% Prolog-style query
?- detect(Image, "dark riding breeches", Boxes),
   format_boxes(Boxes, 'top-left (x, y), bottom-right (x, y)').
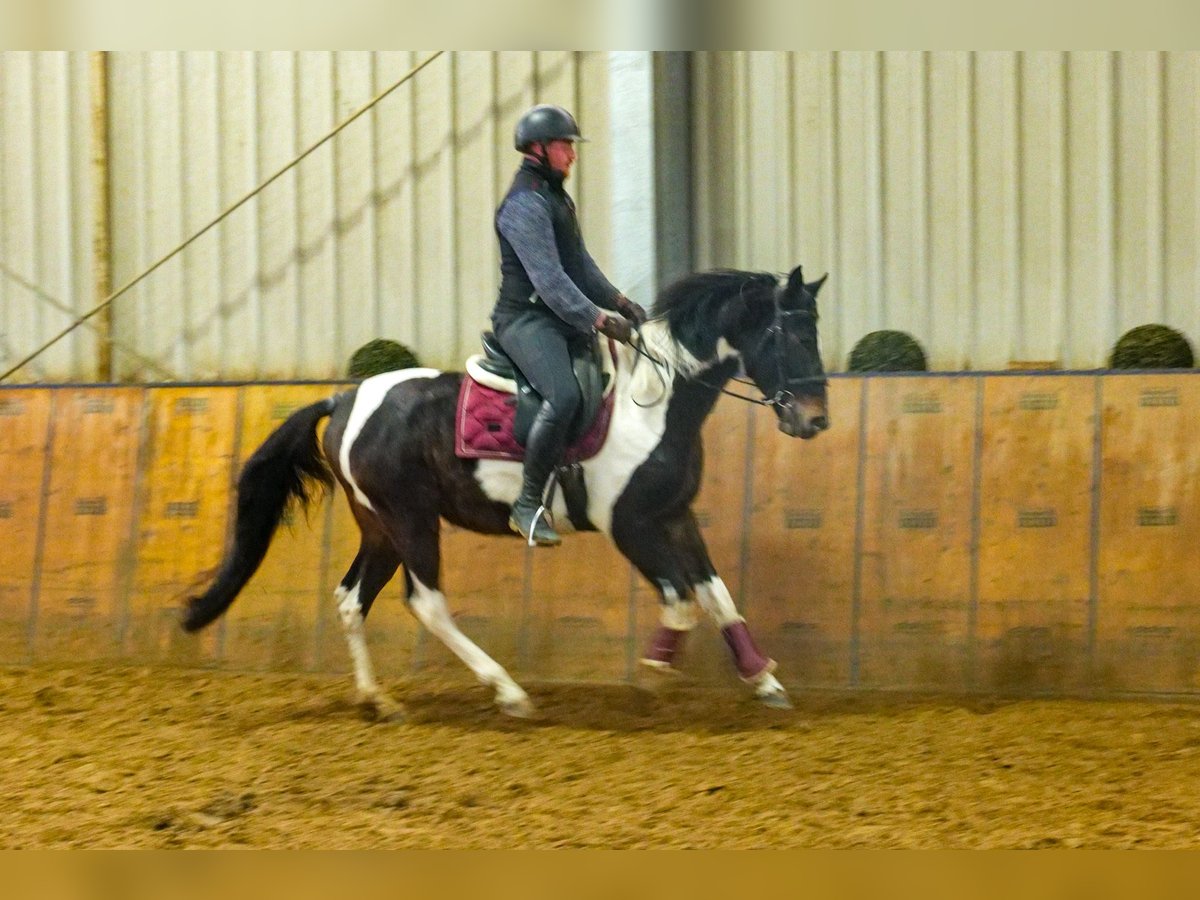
top-left (494, 311), bottom-right (585, 437)
top-left (493, 311), bottom-right (586, 502)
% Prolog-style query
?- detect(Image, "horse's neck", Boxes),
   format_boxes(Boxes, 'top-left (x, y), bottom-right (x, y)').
top-left (616, 321), bottom-right (739, 438)
top-left (622, 320), bottom-right (713, 383)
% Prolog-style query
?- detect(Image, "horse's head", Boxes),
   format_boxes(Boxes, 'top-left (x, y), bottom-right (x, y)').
top-left (727, 265), bottom-right (829, 439)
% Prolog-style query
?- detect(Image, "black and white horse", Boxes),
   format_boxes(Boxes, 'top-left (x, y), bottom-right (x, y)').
top-left (183, 265), bottom-right (829, 718)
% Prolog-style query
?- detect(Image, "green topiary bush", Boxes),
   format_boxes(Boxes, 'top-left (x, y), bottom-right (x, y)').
top-left (347, 338), bottom-right (422, 379)
top-left (1109, 324), bottom-right (1194, 369)
top-left (847, 330), bottom-right (929, 373)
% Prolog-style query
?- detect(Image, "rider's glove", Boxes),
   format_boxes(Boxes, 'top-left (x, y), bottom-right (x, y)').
top-left (596, 312), bottom-right (633, 344)
top-left (615, 294), bottom-right (648, 326)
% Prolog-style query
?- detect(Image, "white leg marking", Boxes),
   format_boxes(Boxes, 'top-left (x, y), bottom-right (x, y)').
top-left (336, 583), bottom-right (380, 699)
top-left (695, 577), bottom-right (789, 705)
top-left (659, 583), bottom-right (699, 631)
top-left (694, 576), bottom-right (744, 628)
top-left (408, 575), bottom-right (530, 712)
top-left (339, 368), bottom-right (440, 511)
top-left (753, 671), bottom-right (787, 699)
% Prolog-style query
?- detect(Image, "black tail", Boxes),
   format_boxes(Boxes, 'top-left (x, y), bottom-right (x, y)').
top-left (182, 397), bottom-right (337, 632)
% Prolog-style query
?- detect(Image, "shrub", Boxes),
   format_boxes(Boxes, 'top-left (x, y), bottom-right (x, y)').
top-left (347, 339), bottom-right (422, 379)
top-left (1109, 324), bottom-right (1194, 369)
top-left (847, 330), bottom-right (929, 373)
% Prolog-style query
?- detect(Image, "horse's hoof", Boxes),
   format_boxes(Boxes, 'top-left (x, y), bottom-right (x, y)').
top-left (497, 695), bottom-right (537, 719)
top-left (639, 658), bottom-right (686, 678)
top-left (757, 689), bottom-right (793, 710)
top-left (357, 693), bottom-right (407, 723)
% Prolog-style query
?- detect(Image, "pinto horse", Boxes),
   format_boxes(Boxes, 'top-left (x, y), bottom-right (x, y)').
top-left (183, 265), bottom-right (829, 718)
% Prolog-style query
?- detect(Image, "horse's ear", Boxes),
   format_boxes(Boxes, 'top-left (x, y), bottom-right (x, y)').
top-left (806, 273), bottom-right (829, 296)
top-left (786, 265), bottom-right (806, 293)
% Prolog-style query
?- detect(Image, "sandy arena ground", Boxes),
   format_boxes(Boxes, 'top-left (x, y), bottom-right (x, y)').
top-left (3, 664), bottom-right (1200, 848)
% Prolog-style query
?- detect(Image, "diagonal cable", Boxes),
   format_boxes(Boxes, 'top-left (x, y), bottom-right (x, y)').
top-left (0, 261), bottom-right (178, 379)
top-left (0, 50), bottom-right (445, 383)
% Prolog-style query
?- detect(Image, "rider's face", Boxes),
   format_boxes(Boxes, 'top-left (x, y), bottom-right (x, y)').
top-left (544, 139), bottom-right (577, 178)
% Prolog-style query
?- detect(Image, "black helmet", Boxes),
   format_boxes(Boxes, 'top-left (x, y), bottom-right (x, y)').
top-left (514, 104), bottom-right (587, 151)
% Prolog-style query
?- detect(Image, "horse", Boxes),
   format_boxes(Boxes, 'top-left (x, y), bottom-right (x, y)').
top-left (182, 264), bottom-right (829, 718)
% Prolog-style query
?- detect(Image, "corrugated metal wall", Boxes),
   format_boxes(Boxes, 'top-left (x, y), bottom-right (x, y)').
top-left (692, 51), bottom-right (1200, 371)
top-left (104, 50), bottom-right (614, 380)
top-left (0, 51), bottom-right (97, 382)
top-left (3, 50), bottom-right (627, 383)
top-left (8, 51), bottom-right (1200, 380)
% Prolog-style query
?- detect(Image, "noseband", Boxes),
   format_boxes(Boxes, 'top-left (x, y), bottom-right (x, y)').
top-left (746, 293), bottom-right (828, 410)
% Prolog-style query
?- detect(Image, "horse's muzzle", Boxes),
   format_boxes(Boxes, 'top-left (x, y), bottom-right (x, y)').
top-left (777, 401), bottom-right (830, 439)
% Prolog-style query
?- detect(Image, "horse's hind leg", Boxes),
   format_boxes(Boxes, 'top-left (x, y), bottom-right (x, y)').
top-left (335, 539), bottom-right (404, 720)
top-left (401, 516), bottom-right (535, 718)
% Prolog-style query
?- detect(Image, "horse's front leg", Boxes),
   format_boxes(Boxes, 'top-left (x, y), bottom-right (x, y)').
top-left (669, 514), bottom-right (791, 709)
top-left (610, 512), bottom-right (702, 675)
top-left (693, 575), bottom-right (790, 708)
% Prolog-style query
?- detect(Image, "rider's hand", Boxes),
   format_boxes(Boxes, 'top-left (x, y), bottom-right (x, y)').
top-left (615, 294), bottom-right (648, 326)
top-left (596, 312), bottom-right (633, 344)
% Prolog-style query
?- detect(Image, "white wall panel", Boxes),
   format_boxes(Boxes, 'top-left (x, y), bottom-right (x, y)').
top-left (101, 50), bottom-right (615, 380)
top-left (693, 51), bottom-right (1200, 371)
top-left (10, 51), bottom-right (1200, 381)
top-left (0, 51), bottom-right (95, 381)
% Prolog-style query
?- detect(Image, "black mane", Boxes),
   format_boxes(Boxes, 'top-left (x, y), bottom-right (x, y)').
top-left (653, 269), bottom-right (780, 361)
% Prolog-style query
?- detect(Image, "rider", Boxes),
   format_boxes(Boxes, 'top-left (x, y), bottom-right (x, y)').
top-left (492, 104), bottom-right (647, 546)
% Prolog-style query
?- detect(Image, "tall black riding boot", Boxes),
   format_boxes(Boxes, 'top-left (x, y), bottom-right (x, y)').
top-left (509, 405), bottom-right (568, 546)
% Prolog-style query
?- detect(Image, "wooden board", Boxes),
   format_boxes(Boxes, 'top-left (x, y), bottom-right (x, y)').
top-left (220, 386), bottom-right (334, 671)
top-left (126, 387), bottom-right (239, 665)
top-left (523, 531), bottom-right (632, 684)
top-left (743, 378), bottom-right (863, 687)
top-left (0, 390), bottom-right (53, 662)
top-left (858, 377), bottom-right (977, 690)
top-left (33, 388), bottom-right (143, 662)
top-left (1096, 375), bottom-right (1200, 692)
top-left (975, 376), bottom-right (1095, 692)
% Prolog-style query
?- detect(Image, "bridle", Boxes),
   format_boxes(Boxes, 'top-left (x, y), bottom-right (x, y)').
top-left (630, 287), bottom-right (828, 411)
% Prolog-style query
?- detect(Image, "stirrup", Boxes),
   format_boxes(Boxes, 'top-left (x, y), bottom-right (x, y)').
top-left (509, 501), bottom-right (561, 547)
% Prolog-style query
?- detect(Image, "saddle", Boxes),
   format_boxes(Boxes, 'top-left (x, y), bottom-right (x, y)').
top-left (455, 331), bottom-right (617, 463)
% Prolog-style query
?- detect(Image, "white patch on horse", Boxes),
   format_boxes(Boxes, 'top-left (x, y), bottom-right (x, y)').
top-left (474, 321), bottom-right (741, 537)
top-left (339, 368), bottom-right (440, 510)
top-left (473, 459), bottom-right (523, 506)
top-left (661, 599), bottom-right (699, 631)
top-left (695, 576), bottom-right (743, 627)
top-left (583, 322), bottom-right (713, 534)
top-left (335, 583), bottom-right (380, 699)
top-left (473, 459), bottom-right (575, 530)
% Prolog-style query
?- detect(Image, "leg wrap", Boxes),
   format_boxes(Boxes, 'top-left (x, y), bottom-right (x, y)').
top-left (721, 620), bottom-right (776, 681)
top-left (642, 625), bottom-right (689, 668)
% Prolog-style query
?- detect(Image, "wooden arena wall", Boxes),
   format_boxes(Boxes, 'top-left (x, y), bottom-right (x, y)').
top-left (1, 373), bottom-right (1198, 695)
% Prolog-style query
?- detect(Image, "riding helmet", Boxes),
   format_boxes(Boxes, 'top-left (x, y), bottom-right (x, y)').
top-left (514, 105), bottom-right (587, 150)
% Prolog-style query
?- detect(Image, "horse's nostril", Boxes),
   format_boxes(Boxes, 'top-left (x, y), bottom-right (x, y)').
top-left (810, 415), bottom-right (829, 431)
